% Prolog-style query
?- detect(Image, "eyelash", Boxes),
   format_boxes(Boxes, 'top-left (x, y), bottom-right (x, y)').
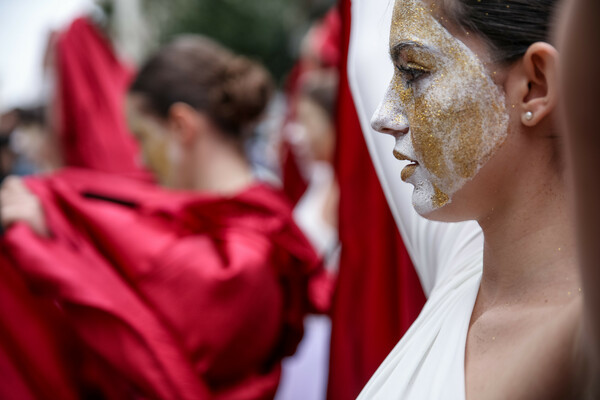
top-left (396, 64), bottom-right (428, 84)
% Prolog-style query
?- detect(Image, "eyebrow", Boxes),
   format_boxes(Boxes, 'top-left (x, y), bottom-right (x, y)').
top-left (390, 41), bottom-right (434, 63)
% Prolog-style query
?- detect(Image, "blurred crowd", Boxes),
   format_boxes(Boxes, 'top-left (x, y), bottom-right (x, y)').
top-left (0, 3), bottom-right (344, 399)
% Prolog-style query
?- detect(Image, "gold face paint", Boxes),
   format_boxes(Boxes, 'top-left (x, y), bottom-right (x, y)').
top-left (401, 163), bottom-right (418, 181)
top-left (371, 0), bottom-right (508, 215)
top-left (432, 183), bottom-right (450, 208)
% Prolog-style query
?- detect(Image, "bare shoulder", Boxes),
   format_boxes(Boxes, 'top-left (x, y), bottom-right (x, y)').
top-left (466, 296), bottom-right (585, 399)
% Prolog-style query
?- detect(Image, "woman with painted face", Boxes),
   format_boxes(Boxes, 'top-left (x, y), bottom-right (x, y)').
top-left (347, 0), bottom-right (598, 398)
top-left (0, 36), bottom-right (327, 399)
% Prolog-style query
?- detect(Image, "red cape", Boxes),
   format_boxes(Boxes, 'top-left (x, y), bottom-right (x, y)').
top-left (54, 18), bottom-right (150, 180)
top-left (327, 1), bottom-right (426, 398)
top-left (0, 169), bottom-right (329, 399)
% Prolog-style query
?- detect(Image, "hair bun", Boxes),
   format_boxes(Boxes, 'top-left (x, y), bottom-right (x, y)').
top-left (211, 55), bottom-right (274, 136)
top-left (131, 35), bottom-right (274, 139)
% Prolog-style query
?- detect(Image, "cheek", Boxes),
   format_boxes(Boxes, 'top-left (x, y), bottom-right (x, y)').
top-left (448, 77), bottom-right (509, 181)
top-left (407, 74), bottom-right (458, 183)
top-left (448, 101), bottom-right (486, 179)
top-left (410, 94), bottom-right (451, 179)
top-left (408, 70), bottom-right (508, 191)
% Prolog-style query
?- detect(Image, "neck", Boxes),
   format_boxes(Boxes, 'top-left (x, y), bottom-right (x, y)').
top-left (476, 165), bottom-right (578, 309)
top-left (175, 136), bottom-right (255, 195)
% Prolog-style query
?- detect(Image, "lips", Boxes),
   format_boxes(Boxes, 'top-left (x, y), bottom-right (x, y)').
top-left (401, 164), bottom-right (417, 181)
top-left (393, 149), bottom-right (417, 163)
top-left (393, 150), bottom-right (418, 181)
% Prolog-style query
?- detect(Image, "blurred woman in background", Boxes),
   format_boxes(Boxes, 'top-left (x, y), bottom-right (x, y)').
top-left (0, 35), bottom-right (328, 400)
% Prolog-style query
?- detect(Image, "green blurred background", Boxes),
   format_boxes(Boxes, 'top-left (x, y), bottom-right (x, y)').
top-left (137, 0), bottom-right (335, 82)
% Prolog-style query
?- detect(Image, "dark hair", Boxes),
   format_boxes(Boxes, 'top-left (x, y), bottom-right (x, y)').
top-left (446, 0), bottom-right (559, 63)
top-left (130, 35), bottom-right (274, 139)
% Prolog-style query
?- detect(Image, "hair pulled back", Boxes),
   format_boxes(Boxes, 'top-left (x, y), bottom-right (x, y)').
top-left (130, 35), bottom-right (274, 138)
top-left (446, 0), bottom-right (559, 63)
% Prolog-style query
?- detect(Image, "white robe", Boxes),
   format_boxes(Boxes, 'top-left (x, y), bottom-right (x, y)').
top-left (348, 1), bottom-right (485, 398)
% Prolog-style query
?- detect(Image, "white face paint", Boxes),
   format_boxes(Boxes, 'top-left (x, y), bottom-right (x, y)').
top-left (371, 0), bottom-right (509, 215)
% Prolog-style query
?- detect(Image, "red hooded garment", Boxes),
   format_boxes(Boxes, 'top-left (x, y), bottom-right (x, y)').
top-left (54, 17), bottom-right (150, 180)
top-left (0, 168), bottom-right (329, 400)
top-left (326, 0), bottom-right (427, 398)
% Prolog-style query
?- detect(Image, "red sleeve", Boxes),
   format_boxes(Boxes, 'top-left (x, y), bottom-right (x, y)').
top-left (1, 177), bottom-right (211, 399)
top-left (1, 172), bottom-right (322, 400)
top-left (0, 248), bottom-right (79, 400)
top-left (55, 18), bottom-right (151, 180)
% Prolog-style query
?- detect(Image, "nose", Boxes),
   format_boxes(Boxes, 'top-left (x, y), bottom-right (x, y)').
top-left (370, 97), bottom-right (409, 138)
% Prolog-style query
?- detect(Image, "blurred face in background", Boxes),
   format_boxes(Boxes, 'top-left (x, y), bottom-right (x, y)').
top-left (126, 94), bottom-right (177, 186)
top-left (296, 95), bottom-right (335, 164)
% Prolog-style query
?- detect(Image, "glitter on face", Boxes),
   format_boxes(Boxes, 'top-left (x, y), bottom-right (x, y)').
top-left (371, 0), bottom-right (509, 215)
top-left (432, 183), bottom-right (450, 208)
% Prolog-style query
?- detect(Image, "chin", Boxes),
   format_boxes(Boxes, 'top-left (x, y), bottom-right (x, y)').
top-left (410, 180), bottom-right (451, 219)
top-left (411, 190), bottom-right (474, 223)
top-left (420, 206), bottom-right (457, 222)
top-left (410, 172), bottom-right (484, 222)
top-left (421, 198), bottom-right (483, 223)
top-left (412, 200), bottom-right (448, 221)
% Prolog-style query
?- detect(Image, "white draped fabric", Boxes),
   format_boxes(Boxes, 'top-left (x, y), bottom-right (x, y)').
top-left (348, 1), bottom-right (485, 398)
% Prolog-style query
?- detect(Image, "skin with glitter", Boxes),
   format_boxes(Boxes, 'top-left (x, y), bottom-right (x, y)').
top-left (371, 0), bottom-right (509, 215)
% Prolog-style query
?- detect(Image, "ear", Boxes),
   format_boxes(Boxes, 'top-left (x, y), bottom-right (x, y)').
top-left (167, 102), bottom-right (210, 146)
top-left (509, 42), bottom-right (559, 128)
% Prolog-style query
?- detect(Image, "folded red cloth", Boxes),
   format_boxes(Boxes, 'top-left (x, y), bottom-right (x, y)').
top-left (0, 168), bottom-right (330, 399)
top-left (55, 18), bottom-right (150, 180)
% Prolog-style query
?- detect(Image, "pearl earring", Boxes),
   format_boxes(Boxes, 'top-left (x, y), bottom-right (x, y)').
top-left (524, 111), bottom-right (533, 121)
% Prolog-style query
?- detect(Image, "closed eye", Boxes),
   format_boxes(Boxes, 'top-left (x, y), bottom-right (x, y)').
top-left (396, 64), bottom-right (427, 84)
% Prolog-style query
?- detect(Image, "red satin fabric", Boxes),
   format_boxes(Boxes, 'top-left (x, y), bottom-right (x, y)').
top-left (326, 1), bottom-right (427, 399)
top-left (0, 169), bottom-right (328, 399)
top-left (54, 18), bottom-right (149, 180)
